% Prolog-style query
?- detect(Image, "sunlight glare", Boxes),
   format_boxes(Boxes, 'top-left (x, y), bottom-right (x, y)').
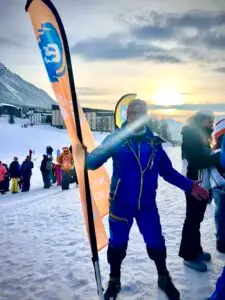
top-left (152, 87), bottom-right (184, 106)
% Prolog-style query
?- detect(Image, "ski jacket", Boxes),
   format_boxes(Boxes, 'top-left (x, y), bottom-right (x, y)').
top-left (214, 136), bottom-right (225, 178)
top-left (9, 161), bottom-right (20, 178)
top-left (86, 125), bottom-right (193, 209)
top-left (57, 148), bottom-right (73, 172)
top-left (181, 125), bottom-right (220, 181)
top-left (0, 164), bottom-right (7, 182)
top-left (46, 160), bottom-right (53, 171)
top-left (21, 161), bottom-right (34, 176)
top-left (40, 157), bottom-right (49, 172)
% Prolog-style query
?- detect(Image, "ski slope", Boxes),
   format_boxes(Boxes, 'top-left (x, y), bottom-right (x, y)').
top-left (0, 119), bottom-right (224, 300)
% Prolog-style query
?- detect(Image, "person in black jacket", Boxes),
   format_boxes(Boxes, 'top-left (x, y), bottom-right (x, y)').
top-left (179, 111), bottom-right (220, 272)
top-left (21, 156), bottom-right (34, 192)
top-left (9, 157), bottom-right (20, 193)
top-left (40, 155), bottom-right (50, 189)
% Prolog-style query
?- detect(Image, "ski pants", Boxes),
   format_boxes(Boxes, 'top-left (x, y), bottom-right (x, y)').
top-left (49, 170), bottom-right (54, 184)
top-left (42, 171), bottom-right (50, 188)
top-left (209, 266), bottom-right (225, 300)
top-left (55, 168), bottom-right (62, 186)
top-left (107, 201), bottom-right (167, 278)
top-left (109, 200), bottom-right (165, 250)
top-left (213, 187), bottom-right (225, 245)
top-left (4, 178), bottom-right (9, 192)
top-left (0, 180), bottom-right (5, 194)
top-left (61, 170), bottom-right (70, 190)
top-left (11, 178), bottom-right (19, 193)
top-left (22, 174), bottom-right (31, 192)
top-left (179, 193), bottom-right (207, 261)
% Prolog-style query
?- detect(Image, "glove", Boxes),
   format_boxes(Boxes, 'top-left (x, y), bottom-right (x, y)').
top-left (191, 181), bottom-right (209, 201)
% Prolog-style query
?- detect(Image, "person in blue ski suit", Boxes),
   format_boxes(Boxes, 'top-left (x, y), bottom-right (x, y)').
top-left (86, 100), bottom-right (209, 300)
top-left (213, 120), bottom-right (225, 253)
top-left (208, 266), bottom-right (225, 300)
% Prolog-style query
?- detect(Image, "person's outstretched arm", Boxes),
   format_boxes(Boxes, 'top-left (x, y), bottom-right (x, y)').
top-left (159, 148), bottom-right (209, 200)
top-left (86, 134), bottom-right (116, 170)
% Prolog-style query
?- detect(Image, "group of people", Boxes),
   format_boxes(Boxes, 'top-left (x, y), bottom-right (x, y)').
top-left (1, 100), bottom-right (224, 299)
top-left (0, 145), bottom-right (78, 195)
top-left (40, 145), bottom-right (78, 191)
top-left (0, 156), bottom-right (34, 194)
top-left (85, 100), bottom-right (225, 299)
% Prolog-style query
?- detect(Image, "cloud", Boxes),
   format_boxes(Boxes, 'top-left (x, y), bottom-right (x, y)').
top-left (129, 10), bottom-right (225, 62)
top-left (145, 54), bottom-right (184, 63)
top-left (130, 10), bottom-right (225, 38)
top-left (202, 33), bottom-right (225, 50)
top-left (165, 11), bottom-right (225, 30)
top-left (71, 10), bottom-right (225, 65)
top-left (77, 87), bottom-right (108, 96)
top-left (71, 34), bottom-right (150, 60)
top-left (0, 36), bottom-right (24, 48)
top-left (148, 103), bottom-right (225, 112)
top-left (132, 25), bottom-right (173, 41)
top-left (214, 67), bottom-right (225, 73)
top-left (81, 99), bottom-right (114, 104)
top-left (71, 33), bottom-right (183, 63)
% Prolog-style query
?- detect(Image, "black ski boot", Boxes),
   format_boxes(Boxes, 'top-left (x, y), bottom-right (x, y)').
top-left (104, 277), bottom-right (121, 300)
top-left (158, 275), bottom-right (180, 300)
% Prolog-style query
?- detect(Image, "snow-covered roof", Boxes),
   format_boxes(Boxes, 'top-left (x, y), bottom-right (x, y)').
top-left (0, 103), bottom-right (22, 109)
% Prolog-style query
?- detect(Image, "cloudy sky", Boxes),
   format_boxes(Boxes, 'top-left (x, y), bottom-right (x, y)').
top-left (1, 0), bottom-right (225, 121)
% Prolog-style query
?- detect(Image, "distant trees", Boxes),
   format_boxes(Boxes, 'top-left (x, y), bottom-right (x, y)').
top-left (148, 117), bottom-right (172, 142)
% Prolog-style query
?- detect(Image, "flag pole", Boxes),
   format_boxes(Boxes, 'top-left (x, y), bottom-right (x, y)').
top-left (25, 1), bottom-right (104, 298)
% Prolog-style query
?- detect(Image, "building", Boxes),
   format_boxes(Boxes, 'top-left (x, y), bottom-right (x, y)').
top-left (28, 109), bottom-right (52, 125)
top-left (0, 102), bottom-right (53, 126)
top-left (51, 105), bottom-right (115, 132)
top-left (0, 103), bottom-right (22, 118)
top-left (52, 104), bottom-right (65, 129)
top-left (83, 107), bottom-right (114, 132)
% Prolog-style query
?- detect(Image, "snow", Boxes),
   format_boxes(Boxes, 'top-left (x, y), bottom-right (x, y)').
top-left (0, 118), bottom-right (224, 300)
top-left (0, 63), bottom-right (54, 109)
top-left (0, 79), bottom-right (22, 103)
top-left (0, 102), bottom-right (21, 109)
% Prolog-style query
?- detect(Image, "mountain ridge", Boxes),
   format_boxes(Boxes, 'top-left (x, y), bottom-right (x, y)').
top-left (0, 63), bottom-right (55, 110)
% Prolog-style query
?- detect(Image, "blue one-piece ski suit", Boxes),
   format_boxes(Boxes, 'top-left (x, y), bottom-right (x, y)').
top-left (209, 266), bottom-right (225, 300)
top-left (86, 125), bottom-right (193, 252)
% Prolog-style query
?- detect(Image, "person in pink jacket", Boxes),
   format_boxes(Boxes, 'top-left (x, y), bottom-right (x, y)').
top-left (0, 161), bottom-right (7, 194)
top-left (54, 163), bottom-right (62, 186)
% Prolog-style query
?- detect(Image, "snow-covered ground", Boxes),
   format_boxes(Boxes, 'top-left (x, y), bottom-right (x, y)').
top-left (0, 118), bottom-right (224, 300)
